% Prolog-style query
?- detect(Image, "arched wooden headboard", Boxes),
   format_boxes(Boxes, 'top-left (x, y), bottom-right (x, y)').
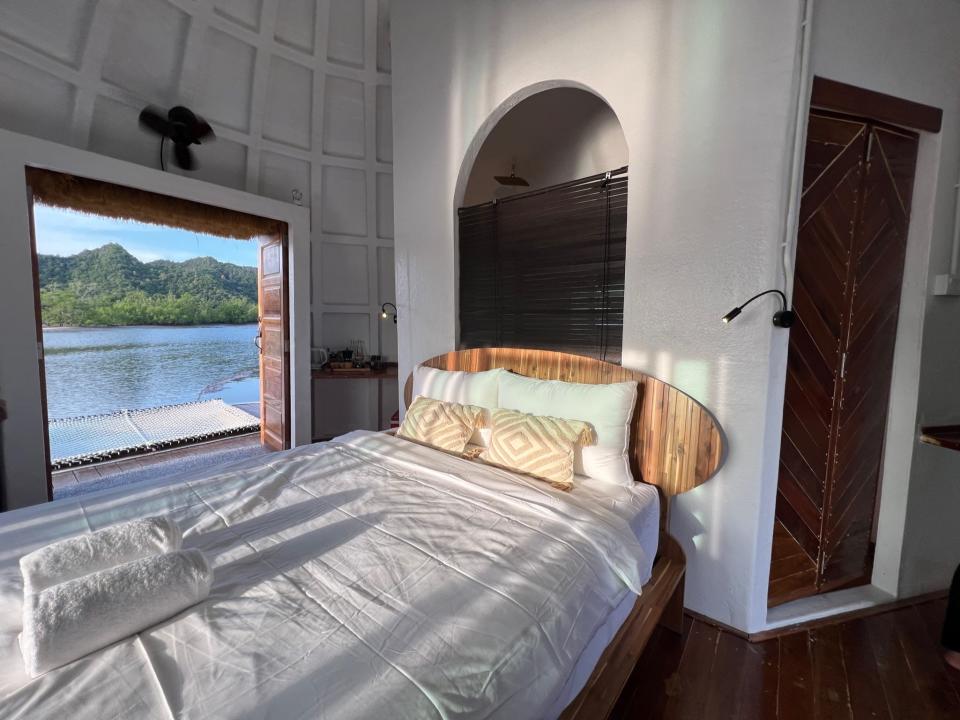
top-left (403, 348), bottom-right (726, 496)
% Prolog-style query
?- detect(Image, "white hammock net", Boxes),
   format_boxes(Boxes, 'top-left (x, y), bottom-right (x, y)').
top-left (49, 400), bottom-right (259, 469)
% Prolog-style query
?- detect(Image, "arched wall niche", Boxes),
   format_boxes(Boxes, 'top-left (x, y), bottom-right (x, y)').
top-left (453, 80), bottom-right (628, 210)
top-left (451, 80), bottom-right (629, 354)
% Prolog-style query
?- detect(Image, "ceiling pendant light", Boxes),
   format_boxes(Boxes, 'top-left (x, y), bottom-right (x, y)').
top-left (493, 161), bottom-right (529, 187)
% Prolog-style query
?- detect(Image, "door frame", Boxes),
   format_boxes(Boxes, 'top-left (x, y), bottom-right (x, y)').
top-left (767, 77), bottom-right (942, 617)
top-left (0, 127), bottom-right (310, 510)
top-left (25, 188), bottom-right (53, 501)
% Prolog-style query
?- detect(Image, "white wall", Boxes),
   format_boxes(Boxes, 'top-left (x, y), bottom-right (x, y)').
top-left (0, 128), bottom-right (311, 511)
top-left (0, 0), bottom-right (396, 443)
top-left (811, 0), bottom-right (960, 598)
top-left (392, 0), bottom-right (802, 632)
top-left (462, 87), bottom-right (627, 205)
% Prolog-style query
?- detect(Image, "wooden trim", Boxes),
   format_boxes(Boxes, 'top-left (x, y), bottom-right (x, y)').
top-left (24, 185), bottom-right (53, 502)
top-left (312, 365), bottom-right (398, 380)
top-left (404, 348), bottom-right (727, 497)
top-left (811, 76), bottom-right (942, 133)
top-left (559, 534), bottom-right (686, 720)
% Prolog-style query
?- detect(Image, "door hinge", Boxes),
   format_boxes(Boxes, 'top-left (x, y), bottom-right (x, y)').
top-left (37, 341), bottom-right (44, 361)
top-left (284, 339), bottom-right (290, 353)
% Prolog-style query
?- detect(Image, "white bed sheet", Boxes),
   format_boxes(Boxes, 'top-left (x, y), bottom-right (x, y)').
top-left (544, 478), bottom-right (660, 717)
top-left (0, 431), bottom-right (655, 720)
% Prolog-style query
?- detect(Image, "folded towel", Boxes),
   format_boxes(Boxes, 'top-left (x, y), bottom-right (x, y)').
top-left (20, 549), bottom-right (211, 677)
top-left (20, 516), bottom-right (182, 594)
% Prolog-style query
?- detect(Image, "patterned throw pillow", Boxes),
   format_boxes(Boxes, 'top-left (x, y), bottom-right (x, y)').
top-left (481, 408), bottom-right (595, 490)
top-left (398, 396), bottom-right (486, 454)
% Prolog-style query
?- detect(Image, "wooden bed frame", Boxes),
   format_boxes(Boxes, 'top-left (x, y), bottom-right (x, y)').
top-left (404, 348), bottom-right (727, 720)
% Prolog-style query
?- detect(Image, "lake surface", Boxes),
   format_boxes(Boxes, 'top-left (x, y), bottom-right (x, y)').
top-left (42, 325), bottom-right (260, 419)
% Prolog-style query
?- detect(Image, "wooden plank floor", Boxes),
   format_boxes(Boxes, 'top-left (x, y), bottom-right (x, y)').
top-left (611, 597), bottom-right (960, 719)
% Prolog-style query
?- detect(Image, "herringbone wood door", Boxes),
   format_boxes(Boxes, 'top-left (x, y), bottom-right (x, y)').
top-left (770, 113), bottom-right (918, 606)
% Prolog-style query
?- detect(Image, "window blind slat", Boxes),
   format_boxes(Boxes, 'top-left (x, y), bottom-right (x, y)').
top-left (458, 167), bottom-right (627, 363)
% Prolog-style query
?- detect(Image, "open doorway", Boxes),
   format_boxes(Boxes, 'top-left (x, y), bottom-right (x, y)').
top-left (25, 169), bottom-right (290, 499)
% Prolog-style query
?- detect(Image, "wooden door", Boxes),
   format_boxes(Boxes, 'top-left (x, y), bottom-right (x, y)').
top-left (770, 112), bottom-right (918, 606)
top-left (258, 232), bottom-right (290, 451)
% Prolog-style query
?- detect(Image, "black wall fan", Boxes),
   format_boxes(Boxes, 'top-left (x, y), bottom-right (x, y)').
top-left (139, 105), bottom-right (214, 172)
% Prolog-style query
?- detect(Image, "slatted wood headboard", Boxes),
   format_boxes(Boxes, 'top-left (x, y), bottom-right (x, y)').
top-left (403, 348), bottom-right (726, 496)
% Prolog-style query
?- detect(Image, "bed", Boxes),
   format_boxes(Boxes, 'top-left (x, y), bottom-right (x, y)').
top-left (0, 348), bottom-right (725, 719)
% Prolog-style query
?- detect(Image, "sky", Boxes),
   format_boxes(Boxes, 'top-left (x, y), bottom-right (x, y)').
top-left (32, 203), bottom-right (259, 267)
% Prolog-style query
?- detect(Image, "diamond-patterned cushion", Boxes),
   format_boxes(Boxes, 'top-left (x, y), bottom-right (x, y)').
top-left (481, 408), bottom-right (595, 489)
top-left (398, 396), bottom-right (486, 454)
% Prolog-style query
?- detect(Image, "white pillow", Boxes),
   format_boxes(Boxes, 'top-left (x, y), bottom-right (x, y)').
top-left (497, 372), bottom-right (637, 486)
top-left (411, 366), bottom-right (504, 444)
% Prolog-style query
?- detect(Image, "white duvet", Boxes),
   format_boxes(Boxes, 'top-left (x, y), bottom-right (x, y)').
top-left (0, 431), bottom-right (649, 720)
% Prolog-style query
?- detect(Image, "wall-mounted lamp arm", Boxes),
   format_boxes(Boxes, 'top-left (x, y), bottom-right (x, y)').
top-left (380, 302), bottom-right (398, 324)
top-left (722, 289), bottom-right (794, 328)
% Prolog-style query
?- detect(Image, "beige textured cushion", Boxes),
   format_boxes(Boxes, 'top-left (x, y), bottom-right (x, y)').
top-left (481, 408), bottom-right (595, 489)
top-left (398, 396), bottom-right (486, 454)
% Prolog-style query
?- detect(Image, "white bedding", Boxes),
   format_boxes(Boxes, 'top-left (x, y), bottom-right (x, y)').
top-left (0, 431), bottom-right (655, 719)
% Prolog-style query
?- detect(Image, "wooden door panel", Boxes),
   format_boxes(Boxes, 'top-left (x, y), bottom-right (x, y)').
top-left (792, 283), bottom-right (842, 374)
top-left (799, 125), bottom-right (868, 225)
top-left (784, 367), bottom-right (830, 438)
top-left (821, 125), bottom-right (918, 586)
top-left (784, 310), bottom-right (837, 402)
top-left (773, 115), bottom-right (918, 605)
top-left (779, 434), bottom-right (825, 514)
top-left (258, 233), bottom-right (289, 451)
top-left (773, 115), bottom-right (867, 605)
top-left (806, 203), bottom-right (856, 281)
top-left (261, 285), bottom-right (283, 317)
top-left (775, 489), bottom-right (821, 562)
top-left (801, 114), bottom-right (868, 192)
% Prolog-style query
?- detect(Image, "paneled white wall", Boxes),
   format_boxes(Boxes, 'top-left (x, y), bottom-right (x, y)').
top-left (0, 0), bottom-right (397, 437)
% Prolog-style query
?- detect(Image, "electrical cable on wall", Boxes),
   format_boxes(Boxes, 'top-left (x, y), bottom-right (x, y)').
top-left (781, 0), bottom-right (815, 309)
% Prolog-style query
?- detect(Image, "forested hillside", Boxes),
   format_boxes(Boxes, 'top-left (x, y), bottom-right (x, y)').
top-left (39, 244), bottom-right (258, 326)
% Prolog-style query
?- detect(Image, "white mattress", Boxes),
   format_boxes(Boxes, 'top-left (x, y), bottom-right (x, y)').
top-left (0, 431), bottom-right (657, 719)
top-left (545, 478), bottom-right (660, 717)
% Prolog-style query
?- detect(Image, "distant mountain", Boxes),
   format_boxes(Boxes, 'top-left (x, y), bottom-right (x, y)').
top-left (38, 244), bottom-right (258, 326)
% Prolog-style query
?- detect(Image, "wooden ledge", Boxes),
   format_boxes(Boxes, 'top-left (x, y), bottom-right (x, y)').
top-left (312, 365), bottom-right (397, 380)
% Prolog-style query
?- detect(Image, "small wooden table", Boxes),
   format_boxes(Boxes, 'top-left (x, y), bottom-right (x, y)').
top-left (919, 425), bottom-right (960, 453)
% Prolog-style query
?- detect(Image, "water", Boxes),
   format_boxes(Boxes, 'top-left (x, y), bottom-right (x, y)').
top-left (42, 325), bottom-right (260, 420)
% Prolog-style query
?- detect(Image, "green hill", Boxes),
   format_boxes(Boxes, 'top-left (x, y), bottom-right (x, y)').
top-left (39, 244), bottom-right (258, 326)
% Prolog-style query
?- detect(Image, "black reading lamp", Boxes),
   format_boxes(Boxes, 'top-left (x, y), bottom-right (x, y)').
top-left (722, 289), bottom-right (795, 328)
top-left (380, 302), bottom-right (398, 324)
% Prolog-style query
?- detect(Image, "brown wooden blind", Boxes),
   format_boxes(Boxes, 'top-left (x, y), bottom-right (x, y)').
top-left (458, 167), bottom-right (627, 363)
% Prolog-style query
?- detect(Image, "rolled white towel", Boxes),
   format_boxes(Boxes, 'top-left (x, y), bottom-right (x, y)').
top-left (20, 516), bottom-right (182, 594)
top-left (20, 549), bottom-right (212, 677)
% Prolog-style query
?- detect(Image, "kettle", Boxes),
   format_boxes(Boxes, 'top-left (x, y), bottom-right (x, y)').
top-left (311, 347), bottom-right (329, 368)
